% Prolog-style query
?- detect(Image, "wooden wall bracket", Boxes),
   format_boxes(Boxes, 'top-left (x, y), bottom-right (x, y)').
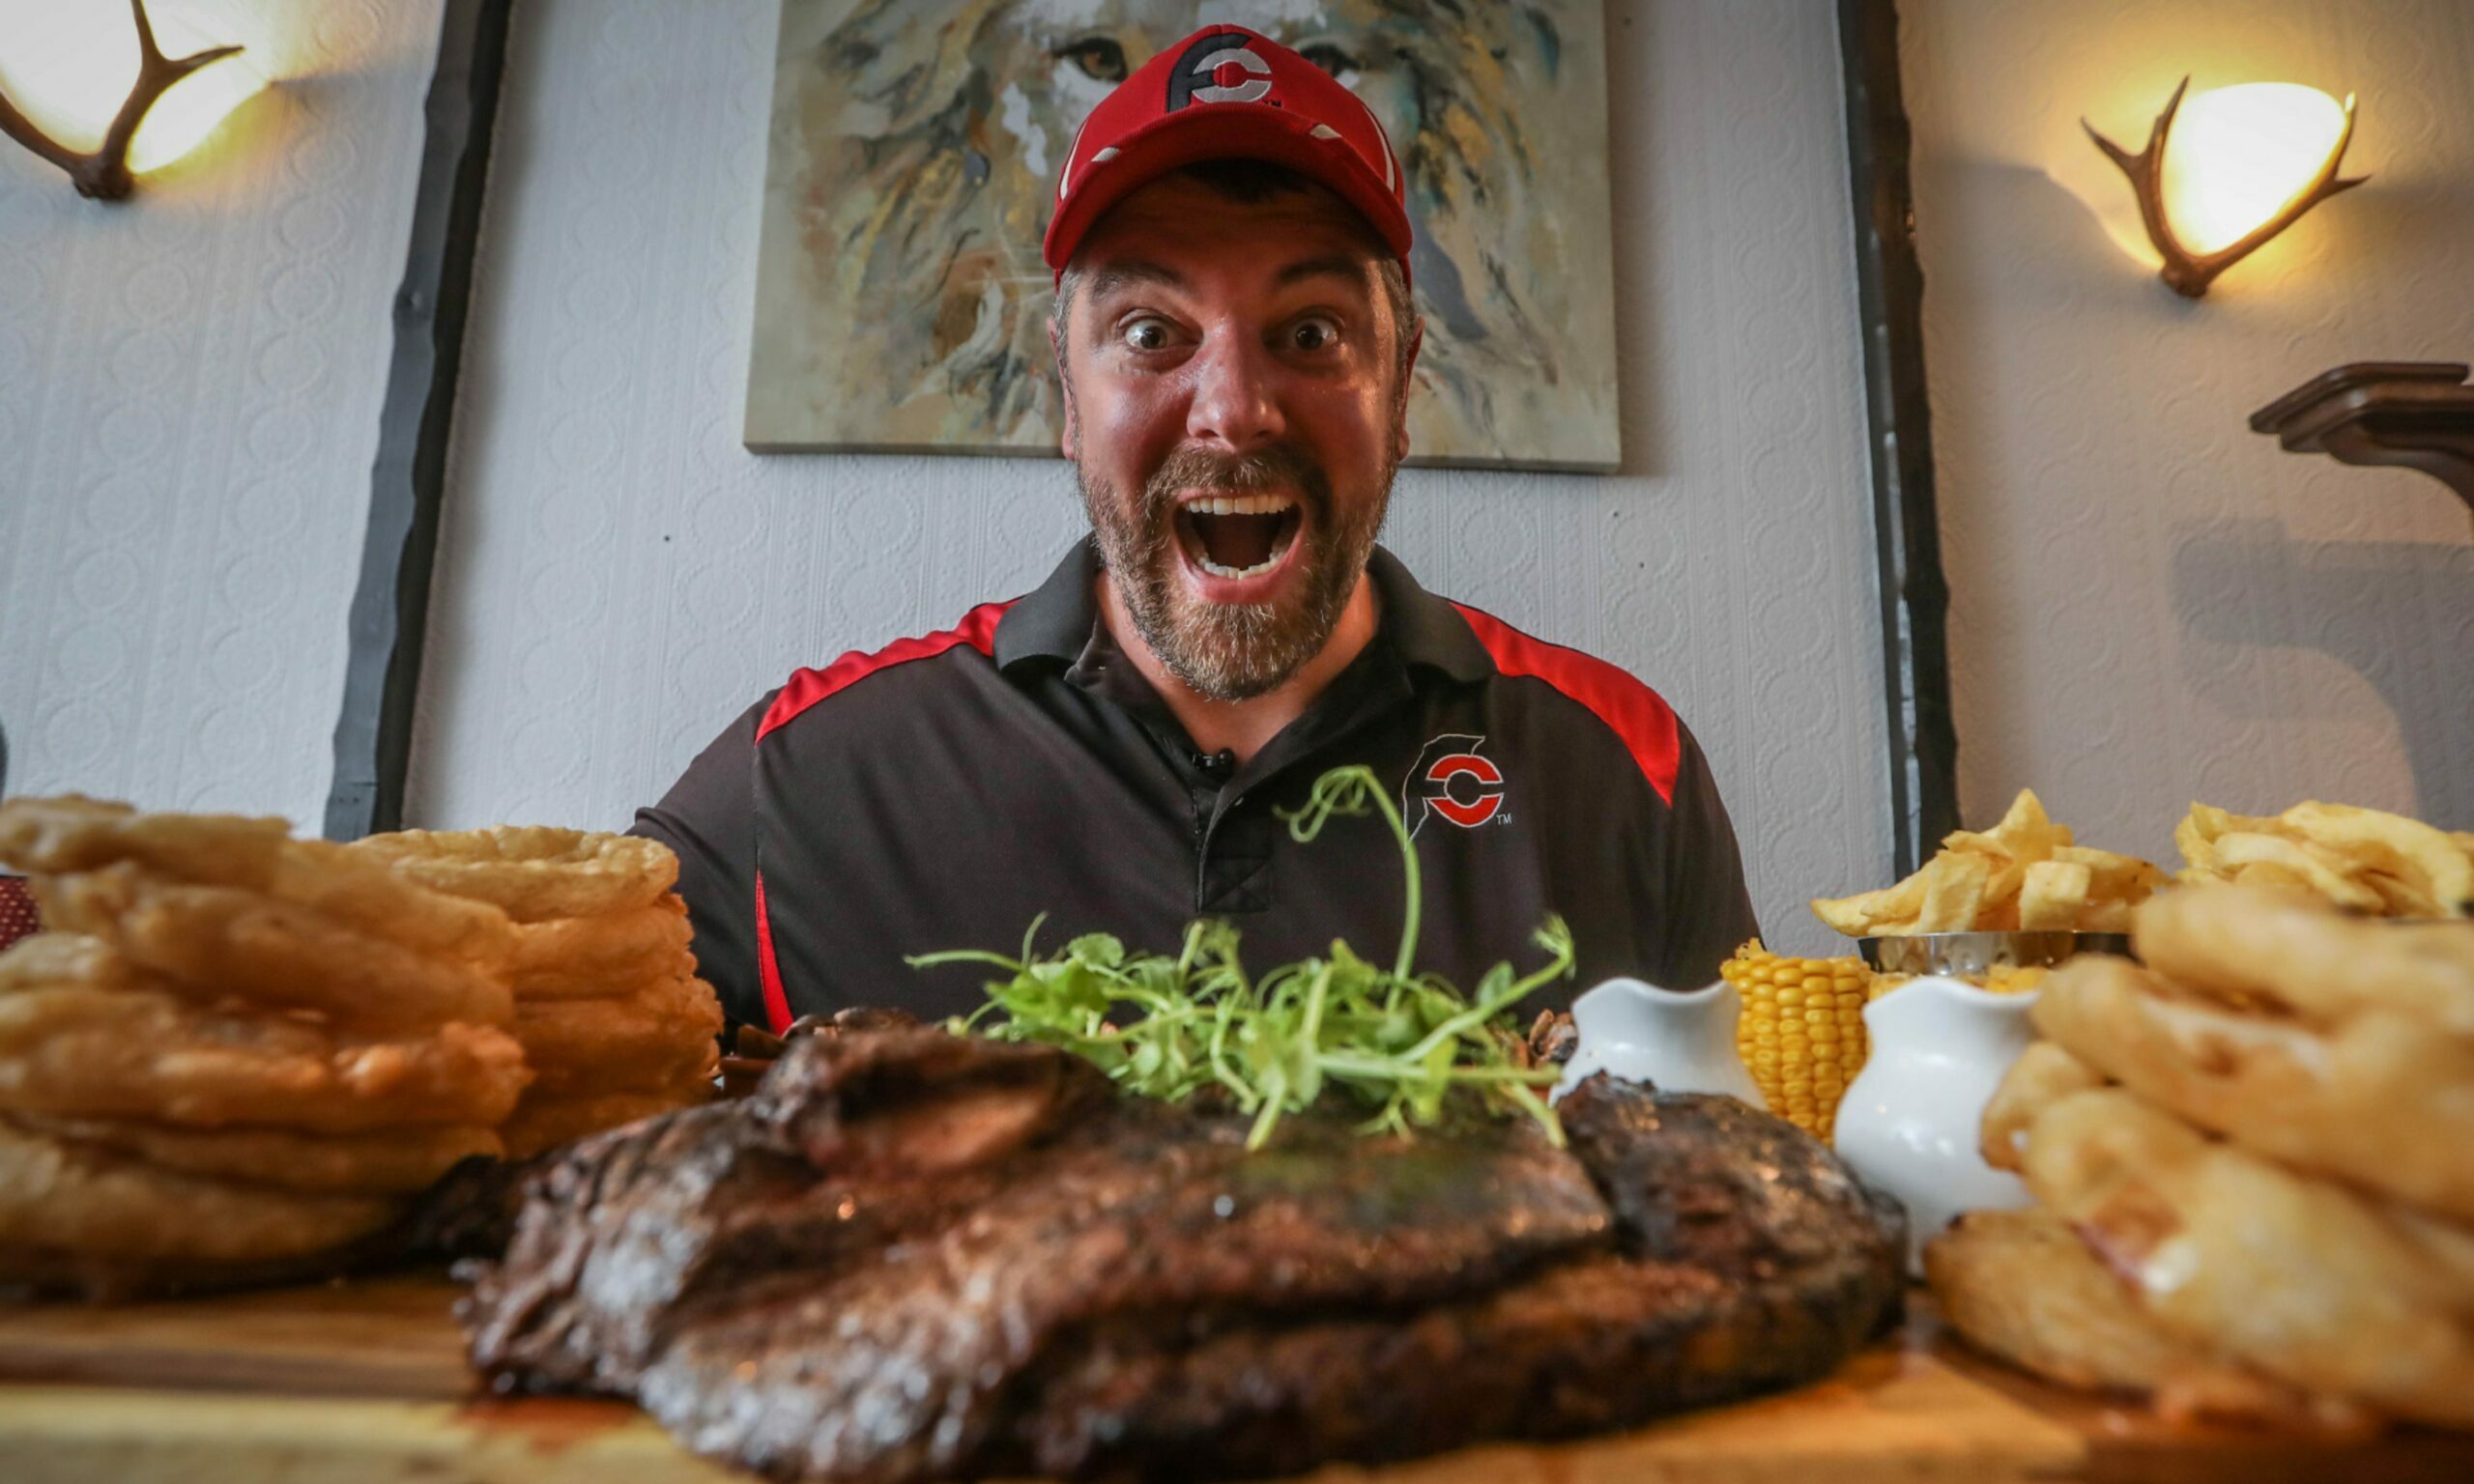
top-left (1839, 0), bottom-right (1963, 875)
top-left (2249, 362), bottom-right (2474, 515)
top-left (324, 0), bottom-right (512, 839)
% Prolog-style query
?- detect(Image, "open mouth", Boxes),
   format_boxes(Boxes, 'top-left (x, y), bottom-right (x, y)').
top-left (1172, 494), bottom-right (1304, 582)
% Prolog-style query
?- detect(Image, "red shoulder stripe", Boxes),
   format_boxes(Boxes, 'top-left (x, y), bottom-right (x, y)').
top-left (754, 869), bottom-right (790, 1033)
top-left (756, 599), bottom-right (1015, 742)
top-left (751, 599), bottom-right (1015, 1026)
top-left (1449, 602), bottom-right (1681, 805)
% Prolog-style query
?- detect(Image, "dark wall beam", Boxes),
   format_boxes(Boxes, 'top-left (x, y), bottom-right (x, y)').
top-left (1837, 0), bottom-right (1962, 873)
top-left (326, 0), bottom-right (512, 839)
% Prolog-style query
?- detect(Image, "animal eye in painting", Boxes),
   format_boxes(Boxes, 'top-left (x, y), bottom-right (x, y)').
top-left (1056, 37), bottom-right (1128, 83)
top-left (1299, 43), bottom-right (1361, 79)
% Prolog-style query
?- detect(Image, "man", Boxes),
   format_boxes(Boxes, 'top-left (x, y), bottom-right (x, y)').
top-left (638, 25), bottom-right (1756, 1034)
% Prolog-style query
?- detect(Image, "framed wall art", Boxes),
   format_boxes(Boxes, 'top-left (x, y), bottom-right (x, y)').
top-left (743, 0), bottom-right (1623, 471)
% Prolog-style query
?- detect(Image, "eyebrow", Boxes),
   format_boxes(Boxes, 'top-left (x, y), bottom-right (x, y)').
top-left (1271, 254), bottom-right (1374, 292)
top-left (1082, 254), bottom-right (1373, 300)
top-left (1084, 260), bottom-right (1185, 299)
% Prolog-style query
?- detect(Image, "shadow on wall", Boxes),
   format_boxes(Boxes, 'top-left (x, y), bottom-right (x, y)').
top-left (2172, 519), bottom-right (2474, 819)
top-left (1913, 157), bottom-right (2163, 312)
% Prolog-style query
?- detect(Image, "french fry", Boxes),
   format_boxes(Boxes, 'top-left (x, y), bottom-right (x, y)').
top-left (1917, 851), bottom-right (1994, 933)
top-left (2209, 833), bottom-right (2385, 914)
top-left (1946, 790), bottom-right (2072, 867)
top-left (2057, 844), bottom-right (2166, 903)
top-left (2281, 802), bottom-right (2474, 917)
top-left (2364, 872), bottom-right (2442, 920)
top-left (1812, 874), bottom-right (1928, 937)
top-left (1817, 788), bottom-right (2162, 938)
top-left (2078, 899), bottom-right (2134, 933)
top-left (2020, 861), bottom-right (2092, 931)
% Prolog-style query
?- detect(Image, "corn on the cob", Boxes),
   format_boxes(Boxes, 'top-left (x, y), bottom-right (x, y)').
top-left (1720, 939), bottom-right (1871, 1142)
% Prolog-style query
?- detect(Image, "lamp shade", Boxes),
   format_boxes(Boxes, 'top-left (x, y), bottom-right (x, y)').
top-left (0, 0), bottom-right (263, 176)
top-left (2159, 82), bottom-right (2353, 256)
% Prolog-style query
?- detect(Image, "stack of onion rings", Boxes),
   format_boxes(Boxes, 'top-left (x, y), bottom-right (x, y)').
top-left (0, 796), bottom-right (531, 1298)
top-left (345, 826), bottom-right (718, 1157)
top-left (1931, 879), bottom-right (2474, 1431)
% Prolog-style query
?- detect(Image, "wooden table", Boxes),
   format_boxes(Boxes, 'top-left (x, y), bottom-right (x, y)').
top-left (2, 1276), bottom-right (2469, 1483)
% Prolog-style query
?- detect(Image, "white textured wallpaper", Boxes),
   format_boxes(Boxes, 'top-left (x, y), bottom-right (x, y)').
top-left (1903, 0), bottom-right (2474, 863)
top-left (405, 0), bottom-right (1891, 955)
top-left (0, 0), bottom-right (444, 830)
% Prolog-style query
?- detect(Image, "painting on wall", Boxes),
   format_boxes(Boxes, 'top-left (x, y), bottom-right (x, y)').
top-left (745, 1), bottom-right (1621, 471)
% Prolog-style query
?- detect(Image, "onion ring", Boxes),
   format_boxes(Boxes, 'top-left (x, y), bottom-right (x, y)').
top-left (0, 794), bottom-right (287, 889)
top-left (508, 894), bottom-right (697, 999)
top-left (512, 972), bottom-right (721, 1097)
top-left (37, 864), bottom-right (512, 1033)
top-left (0, 1119), bottom-right (398, 1262)
top-left (0, 932), bottom-right (156, 995)
top-left (347, 827), bottom-right (676, 924)
top-left (270, 839), bottom-right (516, 969)
top-left (2021, 1086), bottom-right (2474, 1428)
top-left (1978, 1039), bottom-right (2106, 1174)
top-left (514, 946), bottom-right (701, 1004)
top-left (2031, 955), bottom-right (2474, 1223)
top-left (501, 1081), bottom-right (715, 1159)
top-left (0, 985), bottom-right (529, 1133)
top-left (8, 1112), bottom-right (501, 1195)
top-left (2133, 884), bottom-right (2474, 1037)
top-left (1925, 1206), bottom-right (2345, 1426)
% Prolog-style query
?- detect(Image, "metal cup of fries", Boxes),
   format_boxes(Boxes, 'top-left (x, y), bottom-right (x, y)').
top-left (1814, 789), bottom-right (2166, 941)
top-left (1858, 930), bottom-right (2131, 978)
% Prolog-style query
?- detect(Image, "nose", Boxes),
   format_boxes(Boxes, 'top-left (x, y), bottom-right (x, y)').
top-left (1183, 328), bottom-right (1286, 452)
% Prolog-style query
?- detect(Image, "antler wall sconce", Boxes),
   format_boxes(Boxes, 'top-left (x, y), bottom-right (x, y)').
top-left (2085, 78), bottom-right (2367, 299)
top-left (0, 0), bottom-right (257, 200)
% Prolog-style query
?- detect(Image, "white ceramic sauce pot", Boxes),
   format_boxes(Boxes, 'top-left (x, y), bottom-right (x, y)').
top-left (1832, 974), bottom-right (2038, 1272)
top-left (1554, 977), bottom-right (1765, 1105)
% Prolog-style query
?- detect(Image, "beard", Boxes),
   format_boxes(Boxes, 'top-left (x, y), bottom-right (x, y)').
top-left (1079, 440), bottom-right (1394, 701)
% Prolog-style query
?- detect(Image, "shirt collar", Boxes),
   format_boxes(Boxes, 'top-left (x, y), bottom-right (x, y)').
top-left (992, 539), bottom-right (1495, 685)
top-left (992, 539), bottom-right (1105, 672)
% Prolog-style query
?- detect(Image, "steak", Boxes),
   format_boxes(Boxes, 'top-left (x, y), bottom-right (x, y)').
top-left (462, 1021), bottom-right (1903, 1482)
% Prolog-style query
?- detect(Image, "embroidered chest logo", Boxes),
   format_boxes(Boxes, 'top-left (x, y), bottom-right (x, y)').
top-left (1404, 734), bottom-right (1509, 837)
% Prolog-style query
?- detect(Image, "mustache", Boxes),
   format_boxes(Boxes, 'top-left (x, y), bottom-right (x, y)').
top-left (1139, 444), bottom-right (1331, 519)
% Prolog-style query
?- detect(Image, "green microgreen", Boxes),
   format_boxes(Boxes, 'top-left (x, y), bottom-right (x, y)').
top-left (911, 763), bottom-right (1572, 1150)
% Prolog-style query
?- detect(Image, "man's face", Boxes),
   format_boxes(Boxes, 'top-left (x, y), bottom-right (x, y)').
top-left (1056, 174), bottom-right (1418, 700)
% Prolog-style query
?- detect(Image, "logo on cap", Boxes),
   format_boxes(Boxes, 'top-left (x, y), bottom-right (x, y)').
top-left (1167, 33), bottom-right (1275, 110)
top-left (1405, 735), bottom-right (1509, 836)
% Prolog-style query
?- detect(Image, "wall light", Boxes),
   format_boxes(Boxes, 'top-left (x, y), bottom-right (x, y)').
top-left (0, 0), bottom-right (259, 201)
top-left (2085, 77), bottom-right (2368, 298)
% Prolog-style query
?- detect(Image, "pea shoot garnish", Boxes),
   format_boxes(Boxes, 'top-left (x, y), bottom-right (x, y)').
top-left (911, 764), bottom-right (1572, 1149)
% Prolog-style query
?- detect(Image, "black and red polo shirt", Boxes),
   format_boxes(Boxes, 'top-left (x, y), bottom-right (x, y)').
top-left (634, 542), bottom-right (1758, 1033)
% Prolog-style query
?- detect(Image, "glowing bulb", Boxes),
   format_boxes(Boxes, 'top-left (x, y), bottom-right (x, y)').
top-left (129, 46), bottom-right (265, 173)
top-left (0, 0), bottom-right (264, 174)
top-left (2160, 83), bottom-right (2351, 256)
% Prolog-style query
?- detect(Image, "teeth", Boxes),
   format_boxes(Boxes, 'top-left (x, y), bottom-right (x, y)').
top-left (1189, 494), bottom-right (1294, 517)
top-left (1200, 556), bottom-right (1281, 580)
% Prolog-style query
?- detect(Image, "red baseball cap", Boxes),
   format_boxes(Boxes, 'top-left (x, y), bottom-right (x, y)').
top-left (1042, 24), bottom-right (1414, 287)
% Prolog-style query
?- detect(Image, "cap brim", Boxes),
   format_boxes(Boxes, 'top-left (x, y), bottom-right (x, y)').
top-left (1043, 103), bottom-right (1414, 286)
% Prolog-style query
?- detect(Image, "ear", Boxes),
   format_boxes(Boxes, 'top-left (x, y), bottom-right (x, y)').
top-left (1391, 318), bottom-right (1424, 466)
top-left (1050, 317), bottom-right (1079, 459)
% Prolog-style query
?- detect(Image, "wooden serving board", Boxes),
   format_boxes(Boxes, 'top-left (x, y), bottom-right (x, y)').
top-left (2, 1276), bottom-right (2471, 1484)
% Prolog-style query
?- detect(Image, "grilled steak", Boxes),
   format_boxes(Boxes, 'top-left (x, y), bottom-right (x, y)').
top-left (463, 1022), bottom-right (1903, 1482)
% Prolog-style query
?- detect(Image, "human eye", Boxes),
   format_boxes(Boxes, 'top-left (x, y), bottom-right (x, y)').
top-left (1284, 313), bottom-right (1344, 354)
top-left (1119, 315), bottom-right (1179, 354)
